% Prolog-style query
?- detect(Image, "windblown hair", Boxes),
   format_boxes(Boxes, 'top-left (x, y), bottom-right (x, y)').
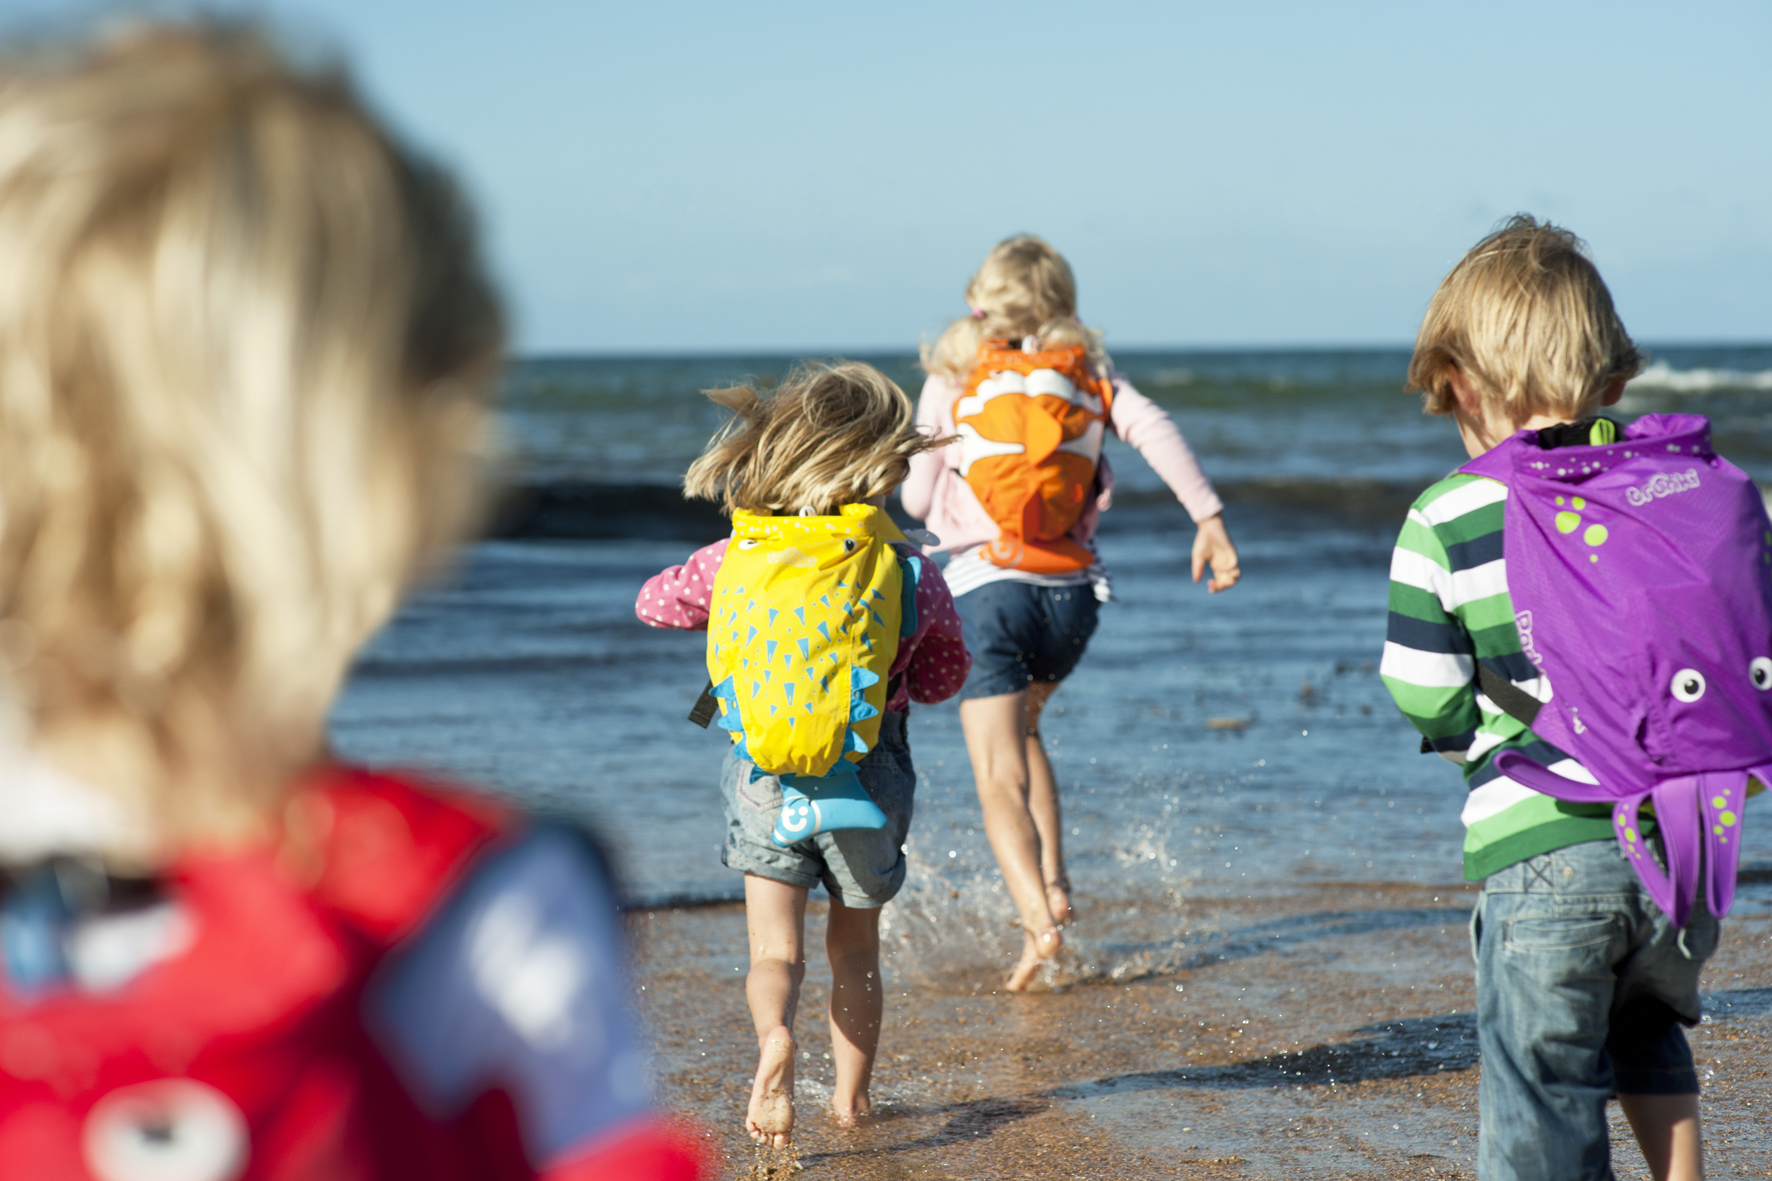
top-left (1409, 215), bottom-right (1641, 419)
top-left (0, 22), bottom-right (503, 848)
top-left (684, 361), bottom-right (941, 518)
top-left (922, 234), bottom-right (1110, 379)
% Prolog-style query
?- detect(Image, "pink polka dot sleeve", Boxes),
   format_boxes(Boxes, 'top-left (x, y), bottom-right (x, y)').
top-left (890, 550), bottom-right (971, 710)
top-left (634, 539), bottom-right (729, 632)
top-left (637, 538), bottom-right (970, 704)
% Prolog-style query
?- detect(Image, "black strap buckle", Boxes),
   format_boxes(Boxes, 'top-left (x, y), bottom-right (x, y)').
top-left (688, 681), bottom-right (719, 728)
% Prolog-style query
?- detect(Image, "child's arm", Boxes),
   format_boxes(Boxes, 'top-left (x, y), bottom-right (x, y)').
top-left (1380, 507), bottom-right (1482, 759)
top-left (902, 558), bottom-right (970, 705)
top-left (635, 540), bottom-right (729, 631)
top-left (900, 374), bottom-right (960, 523)
top-left (1106, 378), bottom-right (1225, 523)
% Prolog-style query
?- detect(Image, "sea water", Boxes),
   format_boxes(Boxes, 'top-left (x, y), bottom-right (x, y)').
top-left (328, 345), bottom-right (1772, 983)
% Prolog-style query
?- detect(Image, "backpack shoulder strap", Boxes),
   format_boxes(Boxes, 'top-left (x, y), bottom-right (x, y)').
top-left (1476, 664), bottom-right (1541, 727)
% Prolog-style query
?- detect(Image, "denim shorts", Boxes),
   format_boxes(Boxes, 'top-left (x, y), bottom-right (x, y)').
top-left (953, 579), bottom-right (1100, 701)
top-left (719, 711), bottom-right (914, 908)
top-left (1472, 838), bottom-right (1719, 1181)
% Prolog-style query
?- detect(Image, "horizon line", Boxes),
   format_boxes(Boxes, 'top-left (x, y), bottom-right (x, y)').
top-left (511, 338), bottom-right (1772, 363)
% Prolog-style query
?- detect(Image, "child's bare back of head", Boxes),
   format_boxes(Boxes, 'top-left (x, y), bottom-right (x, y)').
top-left (0, 23), bottom-right (502, 855)
top-left (1409, 215), bottom-right (1642, 436)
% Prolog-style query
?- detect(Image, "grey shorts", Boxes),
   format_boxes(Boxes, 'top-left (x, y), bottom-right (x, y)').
top-left (719, 710), bottom-right (914, 908)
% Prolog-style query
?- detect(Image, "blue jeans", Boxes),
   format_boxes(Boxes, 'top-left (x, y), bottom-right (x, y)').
top-left (1473, 838), bottom-right (1718, 1181)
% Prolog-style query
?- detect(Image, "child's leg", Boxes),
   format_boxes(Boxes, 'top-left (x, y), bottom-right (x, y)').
top-left (824, 896), bottom-right (883, 1124)
top-left (1617, 1093), bottom-right (1703, 1181)
top-left (1474, 849), bottom-right (1622, 1180)
top-left (1023, 680), bottom-right (1070, 924)
top-left (744, 873), bottom-right (808, 1147)
top-left (960, 689), bottom-right (1062, 990)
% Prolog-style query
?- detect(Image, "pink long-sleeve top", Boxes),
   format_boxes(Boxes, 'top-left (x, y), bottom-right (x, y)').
top-left (635, 539), bottom-right (970, 711)
top-left (900, 371), bottom-right (1225, 556)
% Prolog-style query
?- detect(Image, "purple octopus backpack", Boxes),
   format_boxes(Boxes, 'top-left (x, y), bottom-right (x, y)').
top-left (1461, 412), bottom-right (1772, 928)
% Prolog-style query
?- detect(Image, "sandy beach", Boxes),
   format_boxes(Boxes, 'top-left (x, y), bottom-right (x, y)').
top-left (634, 883), bottom-right (1772, 1179)
top-left (323, 350), bottom-right (1772, 1178)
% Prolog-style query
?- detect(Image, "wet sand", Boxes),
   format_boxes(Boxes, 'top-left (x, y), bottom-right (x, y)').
top-left (634, 885), bottom-right (1772, 1179)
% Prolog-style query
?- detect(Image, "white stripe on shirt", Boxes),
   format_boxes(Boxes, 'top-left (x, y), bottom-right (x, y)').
top-left (1380, 641), bottom-right (1474, 688)
top-left (1417, 477), bottom-right (1507, 527)
top-left (1445, 558), bottom-right (1510, 612)
top-left (1460, 758), bottom-right (1599, 826)
top-left (1389, 546), bottom-right (1452, 597)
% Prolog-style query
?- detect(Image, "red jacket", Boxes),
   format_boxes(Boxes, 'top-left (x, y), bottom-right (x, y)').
top-left (0, 767), bottom-right (708, 1181)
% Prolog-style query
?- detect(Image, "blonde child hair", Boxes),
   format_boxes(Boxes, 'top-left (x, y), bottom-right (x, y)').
top-left (921, 234), bottom-right (1111, 379)
top-left (1409, 215), bottom-right (1642, 420)
top-left (0, 24), bottom-right (503, 850)
top-left (684, 360), bottom-right (941, 517)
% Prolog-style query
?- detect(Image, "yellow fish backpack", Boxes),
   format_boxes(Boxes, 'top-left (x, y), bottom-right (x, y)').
top-left (705, 504), bottom-right (921, 846)
top-left (954, 340), bottom-right (1114, 574)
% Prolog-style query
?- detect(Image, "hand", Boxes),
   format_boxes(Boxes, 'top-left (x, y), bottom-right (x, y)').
top-left (1191, 513), bottom-right (1240, 593)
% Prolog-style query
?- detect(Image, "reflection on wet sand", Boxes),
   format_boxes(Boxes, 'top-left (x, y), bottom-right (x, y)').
top-left (636, 884), bottom-right (1772, 1179)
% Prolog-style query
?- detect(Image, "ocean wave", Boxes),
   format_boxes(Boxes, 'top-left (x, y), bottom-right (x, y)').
top-left (1148, 368), bottom-right (1196, 386)
top-left (1627, 360), bottom-right (1772, 393)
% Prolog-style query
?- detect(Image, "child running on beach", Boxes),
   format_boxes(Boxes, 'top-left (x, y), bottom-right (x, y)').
top-left (0, 24), bottom-right (705, 1180)
top-left (637, 362), bottom-right (969, 1146)
top-left (903, 235), bottom-right (1239, 989)
top-left (1383, 216), bottom-right (1761, 1180)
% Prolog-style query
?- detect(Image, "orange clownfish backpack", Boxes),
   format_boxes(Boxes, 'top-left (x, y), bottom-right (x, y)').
top-left (954, 340), bottom-right (1114, 573)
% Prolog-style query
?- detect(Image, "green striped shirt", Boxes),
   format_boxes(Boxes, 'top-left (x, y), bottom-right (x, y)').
top-left (1382, 473), bottom-right (1618, 880)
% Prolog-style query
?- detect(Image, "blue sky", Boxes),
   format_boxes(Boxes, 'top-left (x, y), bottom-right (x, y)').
top-left (5, 1), bottom-right (1769, 352)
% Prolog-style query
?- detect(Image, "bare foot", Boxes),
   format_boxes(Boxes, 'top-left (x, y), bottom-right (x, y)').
top-left (830, 1093), bottom-right (872, 1128)
top-left (746, 1027), bottom-right (795, 1147)
top-left (1004, 926), bottom-right (1062, 991)
top-left (1045, 877), bottom-right (1073, 926)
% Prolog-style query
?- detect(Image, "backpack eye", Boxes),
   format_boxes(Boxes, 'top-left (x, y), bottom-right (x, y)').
top-left (1670, 668), bottom-right (1707, 703)
top-left (843, 538), bottom-right (857, 553)
top-left (737, 539), bottom-right (761, 550)
top-left (1752, 657), bottom-right (1772, 690)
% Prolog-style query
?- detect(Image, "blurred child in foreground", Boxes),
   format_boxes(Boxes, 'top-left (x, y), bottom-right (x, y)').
top-left (0, 22), bottom-right (704, 1180)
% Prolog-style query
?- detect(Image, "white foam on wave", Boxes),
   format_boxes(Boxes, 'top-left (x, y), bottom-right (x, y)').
top-left (1627, 360), bottom-right (1772, 393)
